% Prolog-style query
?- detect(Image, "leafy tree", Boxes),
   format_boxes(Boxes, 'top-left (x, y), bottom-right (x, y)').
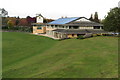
top-left (2, 17), bottom-right (8, 27)
top-left (103, 7), bottom-right (120, 32)
top-left (15, 19), bottom-right (19, 26)
top-left (18, 18), bottom-right (28, 26)
top-left (26, 16), bottom-right (31, 25)
top-left (89, 14), bottom-right (94, 21)
top-left (7, 20), bottom-right (14, 29)
top-left (15, 16), bottom-right (20, 26)
top-left (101, 19), bottom-right (105, 24)
top-left (17, 16), bottom-right (20, 19)
top-left (26, 16), bottom-right (36, 25)
top-left (94, 12), bottom-right (100, 23)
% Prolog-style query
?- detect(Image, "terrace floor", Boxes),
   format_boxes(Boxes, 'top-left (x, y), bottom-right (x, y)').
top-left (32, 33), bottom-right (60, 40)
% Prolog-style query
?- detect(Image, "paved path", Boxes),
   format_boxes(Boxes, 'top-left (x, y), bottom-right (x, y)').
top-left (32, 33), bottom-right (60, 40)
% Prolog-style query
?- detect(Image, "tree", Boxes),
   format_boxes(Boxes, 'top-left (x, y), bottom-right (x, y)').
top-left (2, 17), bottom-right (8, 27)
top-left (26, 16), bottom-right (36, 26)
top-left (103, 7), bottom-right (120, 32)
top-left (7, 20), bottom-right (14, 29)
top-left (18, 18), bottom-right (28, 26)
top-left (0, 8), bottom-right (8, 17)
top-left (43, 18), bottom-right (48, 23)
top-left (94, 12), bottom-right (100, 23)
top-left (15, 16), bottom-right (20, 26)
top-left (17, 16), bottom-right (20, 19)
top-left (89, 14), bottom-right (94, 21)
top-left (15, 19), bottom-right (19, 26)
top-left (0, 8), bottom-right (8, 27)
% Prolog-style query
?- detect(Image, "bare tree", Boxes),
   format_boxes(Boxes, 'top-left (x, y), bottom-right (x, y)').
top-left (0, 8), bottom-right (8, 17)
top-left (0, 8), bottom-right (8, 28)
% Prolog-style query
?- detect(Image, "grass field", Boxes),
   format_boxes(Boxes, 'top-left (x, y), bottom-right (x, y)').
top-left (2, 32), bottom-right (118, 78)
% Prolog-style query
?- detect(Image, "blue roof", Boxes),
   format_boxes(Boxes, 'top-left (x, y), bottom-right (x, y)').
top-left (48, 17), bottom-right (80, 24)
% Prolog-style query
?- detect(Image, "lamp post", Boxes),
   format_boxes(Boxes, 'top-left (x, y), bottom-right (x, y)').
top-left (118, 1), bottom-right (120, 8)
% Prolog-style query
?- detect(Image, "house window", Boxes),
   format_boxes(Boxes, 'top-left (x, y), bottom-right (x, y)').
top-left (55, 25), bottom-right (57, 27)
top-left (51, 25), bottom-right (54, 27)
top-left (94, 26), bottom-right (100, 29)
top-left (72, 34), bottom-right (74, 36)
top-left (69, 26), bottom-right (72, 29)
top-left (73, 26), bottom-right (79, 29)
top-left (37, 27), bottom-right (42, 29)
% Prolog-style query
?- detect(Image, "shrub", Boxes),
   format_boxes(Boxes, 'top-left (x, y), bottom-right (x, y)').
top-left (92, 34), bottom-right (97, 37)
top-left (102, 33), bottom-right (114, 36)
top-left (97, 33), bottom-right (102, 36)
top-left (77, 35), bottom-right (85, 39)
top-left (2, 26), bottom-right (32, 32)
top-left (2, 26), bottom-right (8, 30)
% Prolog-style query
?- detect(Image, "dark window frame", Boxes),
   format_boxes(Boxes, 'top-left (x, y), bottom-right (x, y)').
top-left (37, 27), bottom-right (42, 29)
top-left (94, 26), bottom-right (100, 29)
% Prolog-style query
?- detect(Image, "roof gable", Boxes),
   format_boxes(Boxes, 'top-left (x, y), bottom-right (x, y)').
top-left (48, 17), bottom-right (80, 24)
top-left (75, 17), bottom-right (91, 22)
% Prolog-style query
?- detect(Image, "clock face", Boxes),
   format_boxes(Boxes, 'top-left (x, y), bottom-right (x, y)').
top-left (37, 16), bottom-right (43, 23)
top-left (39, 16), bottom-right (42, 19)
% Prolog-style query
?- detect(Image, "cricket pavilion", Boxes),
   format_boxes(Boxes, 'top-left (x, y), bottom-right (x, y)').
top-left (32, 14), bottom-right (107, 39)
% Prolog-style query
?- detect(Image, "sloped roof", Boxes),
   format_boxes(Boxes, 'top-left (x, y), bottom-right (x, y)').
top-left (53, 29), bottom-right (88, 34)
top-left (69, 21), bottom-right (103, 26)
top-left (48, 17), bottom-right (80, 24)
top-left (52, 29), bottom-right (108, 34)
top-left (48, 17), bottom-right (103, 26)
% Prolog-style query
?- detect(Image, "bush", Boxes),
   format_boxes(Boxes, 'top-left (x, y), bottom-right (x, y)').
top-left (102, 33), bottom-right (114, 36)
top-left (2, 26), bottom-right (8, 30)
top-left (77, 35), bottom-right (85, 39)
top-left (92, 34), bottom-right (97, 37)
top-left (2, 26), bottom-right (32, 32)
top-left (97, 33), bottom-right (102, 36)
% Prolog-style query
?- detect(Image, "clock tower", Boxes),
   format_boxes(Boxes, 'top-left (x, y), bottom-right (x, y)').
top-left (36, 14), bottom-right (44, 23)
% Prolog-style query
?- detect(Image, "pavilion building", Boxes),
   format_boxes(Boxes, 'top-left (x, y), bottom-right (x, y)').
top-left (32, 15), bottom-right (107, 39)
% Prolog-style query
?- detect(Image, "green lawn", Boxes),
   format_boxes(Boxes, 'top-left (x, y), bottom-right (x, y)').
top-left (2, 32), bottom-right (118, 78)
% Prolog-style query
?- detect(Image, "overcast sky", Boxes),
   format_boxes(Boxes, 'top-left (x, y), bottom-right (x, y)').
top-left (0, 0), bottom-right (120, 19)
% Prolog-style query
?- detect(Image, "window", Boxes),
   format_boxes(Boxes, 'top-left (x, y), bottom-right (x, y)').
top-left (55, 25), bottom-right (57, 27)
top-left (94, 26), bottom-right (100, 29)
top-left (69, 26), bottom-right (72, 29)
top-left (72, 34), bottom-right (74, 36)
top-left (73, 26), bottom-right (79, 29)
top-left (51, 25), bottom-right (54, 27)
top-left (37, 27), bottom-right (42, 29)
top-left (39, 16), bottom-right (42, 19)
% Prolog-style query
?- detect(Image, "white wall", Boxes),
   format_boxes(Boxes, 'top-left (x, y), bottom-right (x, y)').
top-left (79, 27), bottom-right (93, 29)
top-left (36, 16), bottom-right (43, 23)
top-left (76, 18), bottom-right (91, 22)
